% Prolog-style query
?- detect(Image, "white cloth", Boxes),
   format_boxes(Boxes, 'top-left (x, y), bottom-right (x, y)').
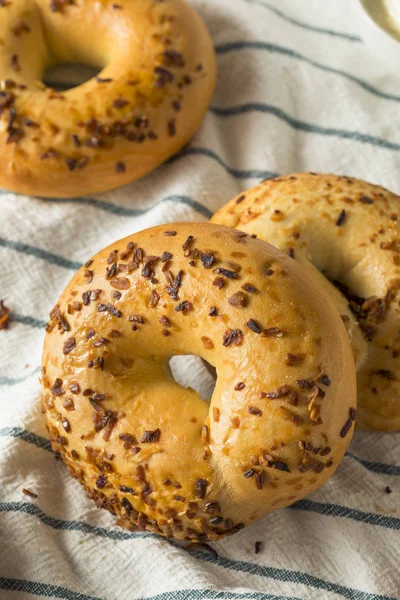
top-left (1, 1), bottom-right (400, 599)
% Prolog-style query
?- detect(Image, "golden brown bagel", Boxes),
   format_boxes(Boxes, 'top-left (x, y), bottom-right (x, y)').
top-left (41, 222), bottom-right (356, 541)
top-left (0, 0), bottom-right (216, 197)
top-left (211, 173), bottom-right (400, 432)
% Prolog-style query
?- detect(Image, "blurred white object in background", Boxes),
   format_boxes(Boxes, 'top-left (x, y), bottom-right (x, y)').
top-left (383, 0), bottom-right (400, 37)
top-left (359, 0), bottom-right (400, 61)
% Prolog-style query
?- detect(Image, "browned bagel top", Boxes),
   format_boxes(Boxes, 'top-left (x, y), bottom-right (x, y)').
top-left (0, 0), bottom-right (216, 196)
top-left (42, 222), bottom-right (356, 540)
top-left (212, 172), bottom-right (400, 431)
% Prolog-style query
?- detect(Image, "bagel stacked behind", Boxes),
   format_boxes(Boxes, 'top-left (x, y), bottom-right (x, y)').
top-left (0, 0), bottom-right (216, 197)
top-left (41, 222), bottom-right (356, 541)
top-left (211, 173), bottom-right (400, 432)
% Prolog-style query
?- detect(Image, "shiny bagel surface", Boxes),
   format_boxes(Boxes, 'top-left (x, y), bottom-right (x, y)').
top-left (0, 0), bottom-right (216, 197)
top-left (211, 172), bottom-right (400, 432)
top-left (41, 222), bottom-right (356, 541)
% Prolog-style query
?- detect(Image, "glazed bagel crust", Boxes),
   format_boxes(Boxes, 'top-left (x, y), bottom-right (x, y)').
top-left (0, 0), bottom-right (216, 197)
top-left (211, 173), bottom-right (400, 432)
top-left (42, 223), bottom-right (356, 541)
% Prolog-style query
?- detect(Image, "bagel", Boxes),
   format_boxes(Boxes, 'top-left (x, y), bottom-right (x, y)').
top-left (41, 222), bottom-right (356, 541)
top-left (0, 0), bottom-right (216, 197)
top-left (211, 173), bottom-right (400, 432)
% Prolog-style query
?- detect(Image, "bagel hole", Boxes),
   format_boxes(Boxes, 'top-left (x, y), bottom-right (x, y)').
top-left (43, 62), bottom-right (101, 91)
top-left (330, 278), bottom-right (386, 341)
top-left (169, 355), bottom-right (216, 401)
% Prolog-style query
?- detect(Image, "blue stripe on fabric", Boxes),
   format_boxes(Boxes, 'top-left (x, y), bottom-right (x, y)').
top-left (215, 41), bottom-right (400, 104)
top-left (193, 553), bottom-right (396, 600)
top-left (0, 366), bottom-right (41, 386)
top-left (346, 451), bottom-right (400, 477)
top-left (210, 103), bottom-right (400, 152)
top-left (0, 427), bottom-right (51, 452)
top-left (0, 189), bottom-right (213, 218)
top-left (0, 579), bottom-right (102, 600)
top-left (0, 578), bottom-right (304, 600)
top-left (0, 502), bottom-right (150, 541)
top-left (145, 591), bottom-right (301, 600)
top-left (290, 499), bottom-right (400, 530)
top-left (0, 200), bottom-right (211, 271)
top-left (0, 238), bottom-right (81, 271)
top-left (11, 313), bottom-right (47, 329)
top-left (31, 194), bottom-right (213, 219)
top-left (0, 195), bottom-right (213, 272)
top-left (1, 504), bottom-right (395, 600)
top-left (169, 147), bottom-right (278, 180)
top-left (244, 0), bottom-right (362, 42)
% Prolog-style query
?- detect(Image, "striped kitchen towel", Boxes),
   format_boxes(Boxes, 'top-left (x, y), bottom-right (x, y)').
top-left (1, 0), bottom-right (399, 599)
